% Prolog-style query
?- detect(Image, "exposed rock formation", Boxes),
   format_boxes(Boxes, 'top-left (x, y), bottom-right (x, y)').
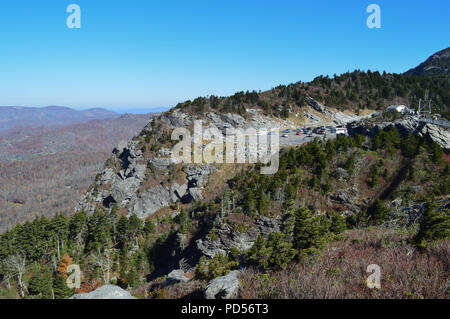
top-left (347, 116), bottom-right (450, 149)
top-left (132, 185), bottom-right (174, 219)
top-left (420, 123), bottom-right (450, 150)
top-left (69, 284), bottom-right (136, 299)
top-left (165, 269), bottom-right (189, 285)
top-left (196, 215), bottom-right (280, 258)
top-left (204, 270), bottom-right (240, 299)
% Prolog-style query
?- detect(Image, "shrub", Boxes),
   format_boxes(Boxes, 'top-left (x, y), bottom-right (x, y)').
top-left (195, 254), bottom-right (238, 281)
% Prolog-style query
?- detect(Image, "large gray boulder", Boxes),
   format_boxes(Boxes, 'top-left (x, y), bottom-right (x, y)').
top-left (160, 110), bottom-right (192, 127)
top-left (165, 269), bottom-right (189, 285)
top-left (184, 164), bottom-right (216, 187)
top-left (188, 187), bottom-right (203, 202)
top-left (196, 215), bottom-right (280, 258)
top-left (420, 123), bottom-right (450, 150)
top-left (204, 270), bottom-right (240, 299)
top-left (131, 185), bottom-right (173, 219)
top-left (69, 285), bottom-right (136, 299)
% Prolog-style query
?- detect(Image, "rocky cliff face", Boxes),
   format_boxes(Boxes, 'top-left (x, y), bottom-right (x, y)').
top-left (347, 116), bottom-right (450, 150)
top-left (75, 108), bottom-right (295, 220)
top-left (404, 47), bottom-right (450, 76)
top-left (305, 96), bottom-right (371, 125)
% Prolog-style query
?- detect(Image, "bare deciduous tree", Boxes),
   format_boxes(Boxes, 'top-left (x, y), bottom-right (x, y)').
top-left (89, 249), bottom-right (116, 284)
top-left (3, 253), bottom-right (27, 297)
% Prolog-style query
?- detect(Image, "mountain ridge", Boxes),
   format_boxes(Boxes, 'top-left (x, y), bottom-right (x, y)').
top-left (0, 105), bottom-right (120, 132)
top-left (404, 47), bottom-right (450, 76)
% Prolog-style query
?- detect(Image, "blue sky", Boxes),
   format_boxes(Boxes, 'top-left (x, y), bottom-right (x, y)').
top-left (0, 0), bottom-right (448, 112)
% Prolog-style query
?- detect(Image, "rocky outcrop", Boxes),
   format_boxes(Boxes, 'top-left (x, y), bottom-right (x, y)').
top-left (69, 285), bottom-right (136, 299)
top-left (160, 109), bottom-right (192, 127)
top-left (165, 269), bottom-right (189, 285)
top-left (304, 111), bottom-right (322, 123)
top-left (76, 139), bottom-right (147, 214)
top-left (171, 183), bottom-right (187, 201)
top-left (204, 270), bottom-right (240, 299)
top-left (132, 185), bottom-right (174, 219)
top-left (420, 123), bottom-right (450, 149)
top-left (389, 199), bottom-right (450, 226)
top-left (331, 167), bottom-right (349, 181)
top-left (347, 116), bottom-right (420, 137)
top-left (306, 96), bottom-right (334, 117)
top-left (196, 215), bottom-right (280, 258)
top-left (305, 96), bottom-right (370, 125)
top-left (184, 164), bottom-right (216, 188)
top-left (329, 188), bottom-right (361, 214)
top-left (347, 116), bottom-right (450, 150)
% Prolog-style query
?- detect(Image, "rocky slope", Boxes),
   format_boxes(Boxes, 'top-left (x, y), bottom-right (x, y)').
top-left (346, 115), bottom-right (450, 150)
top-left (75, 97), bottom-right (368, 220)
top-left (404, 47), bottom-right (450, 76)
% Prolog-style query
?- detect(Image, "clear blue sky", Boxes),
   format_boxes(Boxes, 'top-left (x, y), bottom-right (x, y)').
top-left (0, 0), bottom-right (448, 111)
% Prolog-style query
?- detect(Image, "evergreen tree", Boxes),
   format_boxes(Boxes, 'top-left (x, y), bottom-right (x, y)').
top-left (414, 201), bottom-right (450, 248)
top-left (52, 274), bottom-right (74, 299)
top-left (370, 200), bottom-right (389, 225)
top-left (293, 207), bottom-right (330, 258)
top-left (28, 266), bottom-right (53, 299)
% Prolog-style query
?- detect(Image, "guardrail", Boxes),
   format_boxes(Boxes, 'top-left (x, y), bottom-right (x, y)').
top-left (418, 118), bottom-right (450, 129)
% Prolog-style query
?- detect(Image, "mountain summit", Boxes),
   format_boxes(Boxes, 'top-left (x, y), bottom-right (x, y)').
top-left (404, 47), bottom-right (450, 76)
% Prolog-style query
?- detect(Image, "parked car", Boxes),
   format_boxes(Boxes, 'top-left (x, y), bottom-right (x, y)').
top-left (296, 131), bottom-right (302, 136)
top-left (282, 133), bottom-right (289, 137)
top-left (336, 127), bottom-right (347, 135)
top-left (282, 129), bottom-right (291, 133)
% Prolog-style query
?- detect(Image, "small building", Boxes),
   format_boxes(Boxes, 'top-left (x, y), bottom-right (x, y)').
top-left (387, 105), bottom-right (408, 113)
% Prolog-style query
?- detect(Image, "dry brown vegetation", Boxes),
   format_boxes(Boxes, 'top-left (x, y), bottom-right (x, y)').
top-left (238, 228), bottom-right (449, 299)
top-left (0, 114), bottom-right (151, 233)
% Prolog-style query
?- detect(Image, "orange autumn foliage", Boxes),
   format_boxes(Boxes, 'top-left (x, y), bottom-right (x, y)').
top-left (57, 253), bottom-right (73, 277)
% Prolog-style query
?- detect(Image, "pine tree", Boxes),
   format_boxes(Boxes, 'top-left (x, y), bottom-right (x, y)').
top-left (414, 201), bottom-right (450, 248)
top-left (28, 265), bottom-right (53, 299)
top-left (371, 200), bottom-right (389, 225)
top-left (52, 274), bottom-right (74, 299)
top-left (293, 207), bottom-right (330, 258)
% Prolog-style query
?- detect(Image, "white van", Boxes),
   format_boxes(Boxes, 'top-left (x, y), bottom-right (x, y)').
top-left (335, 127), bottom-right (347, 135)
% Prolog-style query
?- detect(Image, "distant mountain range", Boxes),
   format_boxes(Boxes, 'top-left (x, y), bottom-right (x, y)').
top-left (404, 47), bottom-right (450, 76)
top-left (0, 112), bottom-right (154, 232)
top-left (0, 106), bottom-right (120, 132)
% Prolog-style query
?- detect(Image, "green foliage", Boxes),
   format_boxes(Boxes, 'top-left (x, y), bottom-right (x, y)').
top-left (370, 200), bottom-right (390, 225)
top-left (85, 208), bottom-right (111, 252)
top-left (28, 266), bottom-right (54, 299)
top-left (329, 213), bottom-right (347, 235)
top-left (414, 201), bottom-right (450, 248)
top-left (245, 233), bottom-right (296, 271)
top-left (293, 207), bottom-right (331, 259)
top-left (195, 254), bottom-right (239, 281)
top-left (52, 274), bottom-right (74, 299)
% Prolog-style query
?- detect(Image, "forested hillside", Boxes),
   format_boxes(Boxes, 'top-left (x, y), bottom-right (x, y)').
top-left (174, 69), bottom-right (450, 119)
top-left (1, 129), bottom-right (448, 299)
